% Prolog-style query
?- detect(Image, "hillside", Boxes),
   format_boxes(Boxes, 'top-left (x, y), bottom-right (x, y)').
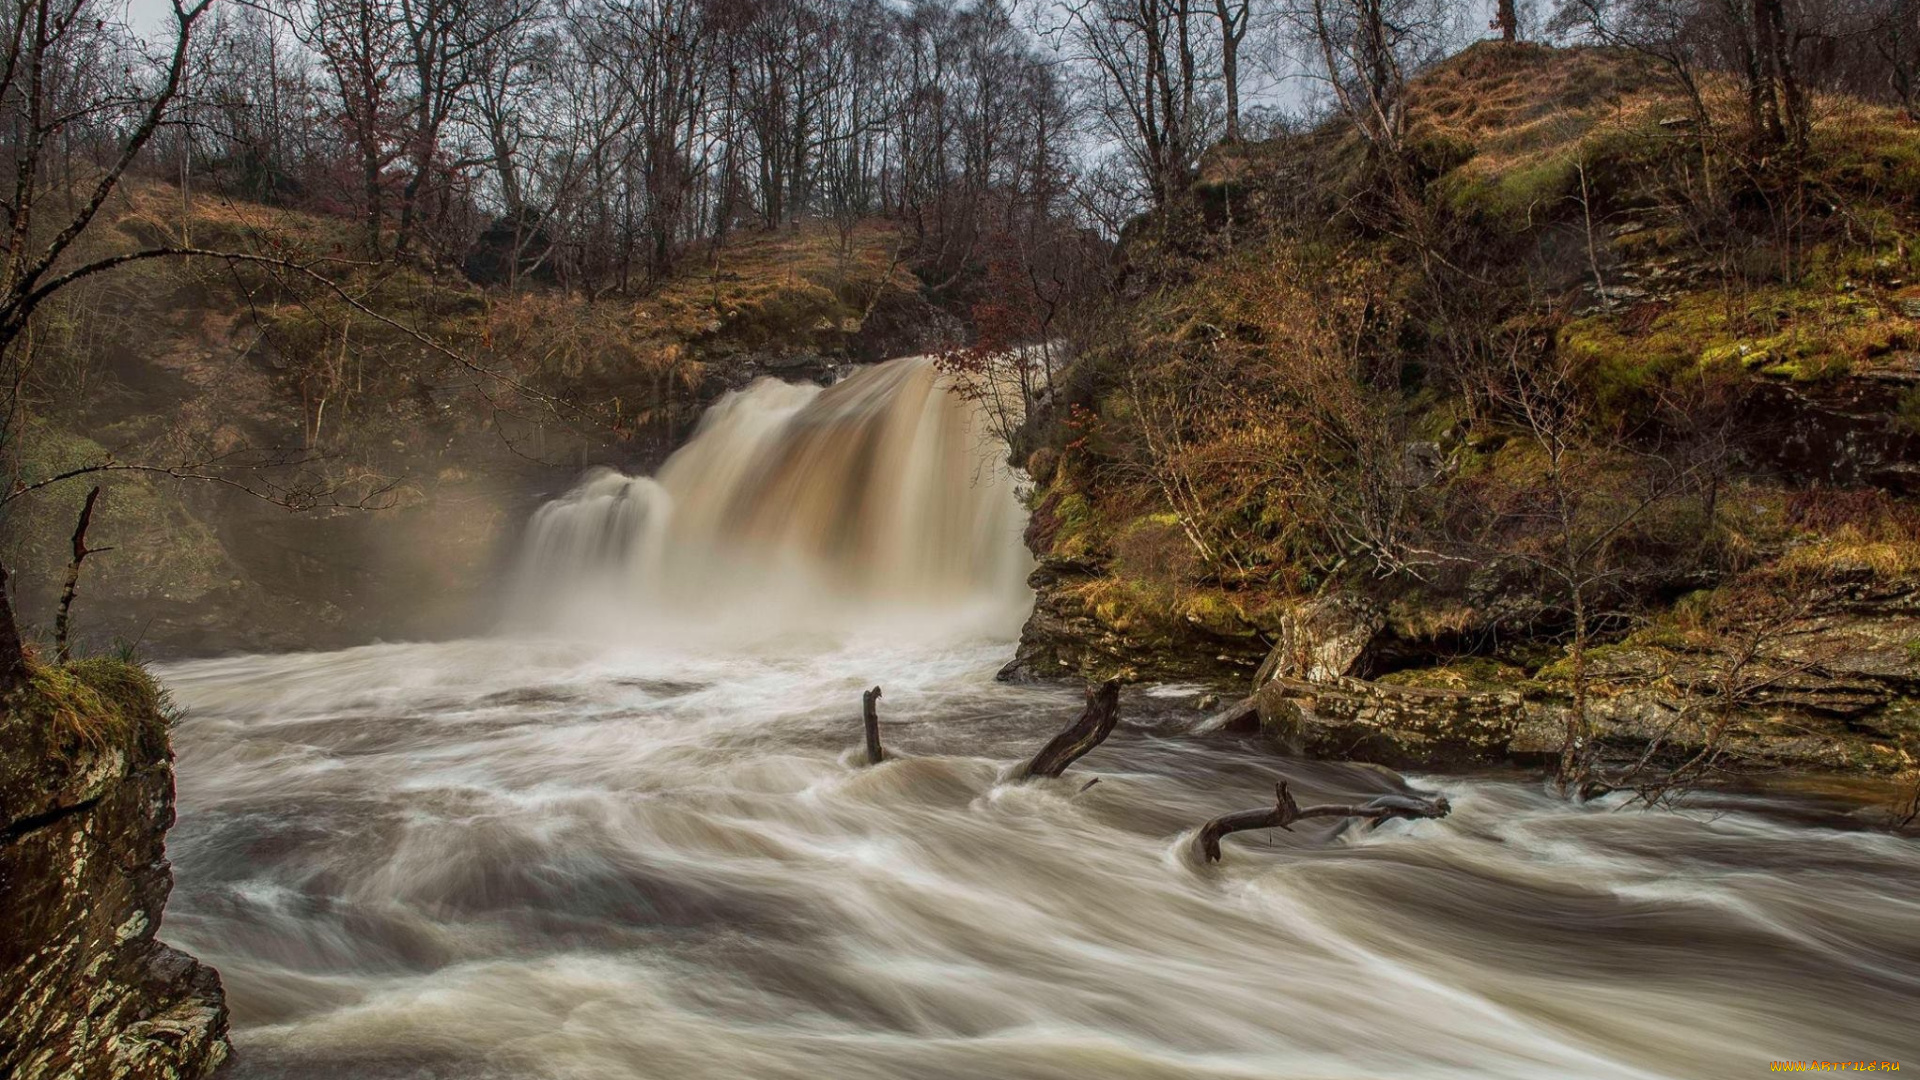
top-left (1010, 43), bottom-right (1920, 805)
top-left (0, 187), bottom-right (937, 655)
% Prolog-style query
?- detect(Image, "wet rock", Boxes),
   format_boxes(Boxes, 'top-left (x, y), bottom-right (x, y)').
top-left (1534, 574), bottom-right (1920, 776)
top-left (1251, 676), bottom-right (1530, 770)
top-left (0, 671), bottom-right (230, 1080)
top-left (1190, 695), bottom-right (1261, 735)
top-left (1742, 366), bottom-right (1920, 494)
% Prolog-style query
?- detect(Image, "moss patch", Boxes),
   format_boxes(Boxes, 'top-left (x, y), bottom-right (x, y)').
top-left (17, 658), bottom-right (168, 753)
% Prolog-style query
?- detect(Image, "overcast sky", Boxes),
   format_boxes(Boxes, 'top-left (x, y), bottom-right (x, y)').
top-left (114, 0), bottom-right (1511, 138)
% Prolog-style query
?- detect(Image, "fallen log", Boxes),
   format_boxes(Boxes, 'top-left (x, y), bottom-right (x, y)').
top-left (861, 686), bottom-right (884, 765)
top-left (1195, 782), bottom-right (1451, 862)
top-left (1018, 679), bottom-right (1121, 780)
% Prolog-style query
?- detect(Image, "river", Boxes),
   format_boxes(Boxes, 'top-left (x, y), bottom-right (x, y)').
top-left (159, 358), bottom-right (1920, 1079)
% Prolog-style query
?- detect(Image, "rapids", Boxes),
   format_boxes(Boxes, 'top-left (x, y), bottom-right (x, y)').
top-left (158, 358), bottom-right (1920, 1079)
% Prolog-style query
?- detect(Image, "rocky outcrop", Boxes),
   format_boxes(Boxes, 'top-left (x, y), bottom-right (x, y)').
top-left (1194, 574), bottom-right (1920, 784)
top-left (0, 663), bottom-right (229, 1080)
top-left (997, 555), bottom-right (1269, 683)
top-left (1251, 676), bottom-right (1532, 770)
top-left (1546, 573), bottom-right (1920, 776)
top-left (1746, 353), bottom-right (1920, 495)
top-left (1251, 595), bottom-right (1383, 687)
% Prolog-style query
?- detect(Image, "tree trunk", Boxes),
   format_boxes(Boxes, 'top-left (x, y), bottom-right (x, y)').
top-left (1496, 0), bottom-right (1518, 42)
top-left (0, 557), bottom-right (26, 695)
top-left (1214, 0), bottom-right (1242, 141)
top-left (1561, 594), bottom-right (1591, 796)
top-left (861, 686), bottom-right (884, 765)
top-left (363, 145), bottom-right (385, 257)
top-left (1018, 679), bottom-right (1121, 780)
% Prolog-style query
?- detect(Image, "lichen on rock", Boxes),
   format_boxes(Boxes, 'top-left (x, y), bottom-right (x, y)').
top-left (0, 660), bottom-right (229, 1080)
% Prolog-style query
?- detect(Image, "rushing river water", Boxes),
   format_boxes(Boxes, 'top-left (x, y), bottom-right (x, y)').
top-left (159, 359), bottom-right (1920, 1078)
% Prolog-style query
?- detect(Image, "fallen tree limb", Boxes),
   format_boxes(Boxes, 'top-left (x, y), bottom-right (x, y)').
top-left (861, 686), bottom-right (885, 765)
top-left (1018, 679), bottom-right (1122, 780)
top-left (1195, 782), bottom-right (1452, 862)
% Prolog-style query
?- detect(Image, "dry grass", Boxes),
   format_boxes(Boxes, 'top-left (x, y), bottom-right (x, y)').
top-left (642, 222), bottom-right (917, 347)
top-left (1776, 489), bottom-right (1920, 578)
top-left (1411, 42), bottom-right (1662, 167)
top-left (22, 658), bottom-right (168, 753)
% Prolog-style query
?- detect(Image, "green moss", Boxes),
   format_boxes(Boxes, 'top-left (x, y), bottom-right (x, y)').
top-left (1561, 284), bottom-right (1912, 415)
top-left (18, 658), bottom-right (168, 752)
top-left (1049, 492), bottom-right (1099, 558)
top-left (1180, 590), bottom-right (1254, 638)
top-left (1443, 153), bottom-right (1579, 228)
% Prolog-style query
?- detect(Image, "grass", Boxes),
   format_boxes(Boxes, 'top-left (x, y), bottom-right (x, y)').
top-left (643, 222), bottom-right (916, 350)
top-left (1780, 532), bottom-right (1920, 577)
top-left (19, 657), bottom-right (169, 753)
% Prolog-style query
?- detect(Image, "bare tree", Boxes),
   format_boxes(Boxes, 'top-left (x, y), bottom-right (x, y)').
top-left (300, 0), bottom-right (406, 253)
top-left (1473, 338), bottom-right (1707, 796)
top-left (1051, 0), bottom-right (1219, 205)
top-left (1213, 0), bottom-right (1250, 139)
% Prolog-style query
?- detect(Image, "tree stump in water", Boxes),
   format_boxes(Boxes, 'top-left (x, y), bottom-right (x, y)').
top-left (1018, 679), bottom-right (1122, 780)
top-left (861, 686), bottom-right (884, 765)
top-left (1195, 782), bottom-right (1451, 862)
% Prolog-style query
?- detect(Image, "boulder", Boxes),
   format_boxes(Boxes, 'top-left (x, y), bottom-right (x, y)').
top-left (1253, 595), bottom-right (1384, 687)
top-left (0, 666), bottom-right (230, 1080)
top-left (1251, 676), bottom-right (1530, 770)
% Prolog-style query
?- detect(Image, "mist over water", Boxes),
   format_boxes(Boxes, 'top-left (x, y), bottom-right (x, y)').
top-left (160, 357), bottom-right (1920, 1079)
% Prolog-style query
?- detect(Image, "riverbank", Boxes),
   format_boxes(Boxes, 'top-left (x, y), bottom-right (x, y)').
top-left (1004, 557), bottom-right (1920, 825)
top-left (997, 43), bottom-right (1920, 810)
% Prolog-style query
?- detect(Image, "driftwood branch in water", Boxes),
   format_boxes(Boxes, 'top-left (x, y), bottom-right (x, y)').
top-left (54, 486), bottom-right (111, 663)
top-left (861, 686), bottom-right (884, 765)
top-left (1195, 782), bottom-right (1452, 862)
top-left (1019, 679), bottom-right (1122, 780)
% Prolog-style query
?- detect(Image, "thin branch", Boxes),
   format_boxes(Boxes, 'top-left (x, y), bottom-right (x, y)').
top-left (52, 485), bottom-right (106, 663)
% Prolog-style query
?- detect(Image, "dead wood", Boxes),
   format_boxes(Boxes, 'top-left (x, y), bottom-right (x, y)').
top-left (54, 487), bottom-right (110, 664)
top-left (861, 686), bottom-right (884, 765)
top-left (1019, 679), bottom-right (1121, 780)
top-left (1195, 782), bottom-right (1451, 862)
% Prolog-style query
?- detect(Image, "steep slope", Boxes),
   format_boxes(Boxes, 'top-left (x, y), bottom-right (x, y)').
top-left (1012, 43), bottom-right (1920, 800)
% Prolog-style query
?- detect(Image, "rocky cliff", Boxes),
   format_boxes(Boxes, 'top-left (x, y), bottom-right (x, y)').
top-left (999, 44), bottom-right (1920, 813)
top-left (0, 661), bottom-right (229, 1080)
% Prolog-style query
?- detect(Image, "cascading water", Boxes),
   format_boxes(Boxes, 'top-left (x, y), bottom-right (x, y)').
top-left (508, 357), bottom-right (1031, 639)
top-left (155, 354), bottom-right (1920, 1080)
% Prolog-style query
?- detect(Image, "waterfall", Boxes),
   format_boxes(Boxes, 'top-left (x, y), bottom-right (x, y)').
top-left (508, 356), bottom-right (1033, 639)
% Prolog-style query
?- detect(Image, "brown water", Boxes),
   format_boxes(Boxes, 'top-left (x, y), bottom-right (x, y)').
top-left (161, 636), bottom-right (1920, 1079)
top-left (159, 359), bottom-right (1920, 1078)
